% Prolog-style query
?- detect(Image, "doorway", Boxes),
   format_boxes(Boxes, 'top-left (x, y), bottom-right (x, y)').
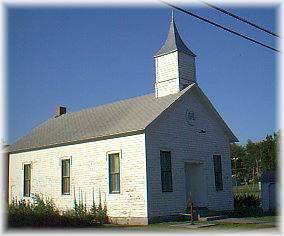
top-left (184, 162), bottom-right (207, 207)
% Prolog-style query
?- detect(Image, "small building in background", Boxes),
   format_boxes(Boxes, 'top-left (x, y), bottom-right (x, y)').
top-left (260, 171), bottom-right (277, 212)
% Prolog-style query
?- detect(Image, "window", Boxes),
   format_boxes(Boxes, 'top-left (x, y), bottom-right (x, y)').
top-left (160, 151), bottom-right (173, 192)
top-left (213, 155), bottom-right (223, 191)
top-left (109, 153), bottom-right (120, 194)
top-left (23, 164), bottom-right (31, 197)
top-left (62, 159), bottom-right (70, 195)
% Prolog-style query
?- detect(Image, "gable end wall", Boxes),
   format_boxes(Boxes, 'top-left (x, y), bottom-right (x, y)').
top-left (145, 89), bottom-right (234, 219)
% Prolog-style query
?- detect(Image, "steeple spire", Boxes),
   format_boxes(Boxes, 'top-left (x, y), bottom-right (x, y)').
top-left (154, 13), bottom-right (197, 98)
top-left (154, 12), bottom-right (195, 58)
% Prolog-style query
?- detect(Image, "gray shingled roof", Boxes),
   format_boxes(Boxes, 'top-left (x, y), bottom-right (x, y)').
top-left (10, 85), bottom-right (194, 153)
top-left (155, 16), bottom-right (196, 58)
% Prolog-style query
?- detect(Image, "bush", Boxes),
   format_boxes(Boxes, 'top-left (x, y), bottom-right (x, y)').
top-left (234, 194), bottom-right (260, 209)
top-left (7, 195), bottom-right (108, 228)
top-left (8, 199), bottom-right (35, 227)
top-left (231, 194), bottom-right (263, 217)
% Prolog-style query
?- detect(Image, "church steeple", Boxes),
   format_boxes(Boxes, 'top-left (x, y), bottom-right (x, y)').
top-left (154, 13), bottom-right (197, 98)
top-left (155, 12), bottom-right (195, 58)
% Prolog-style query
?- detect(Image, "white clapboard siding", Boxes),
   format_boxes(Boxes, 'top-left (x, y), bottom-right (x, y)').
top-left (145, 89), bottom-right (233, 219)
top-left (9, 133), bottom-right (148, 223)
top-left (155, 51), bottom-right (196, 98)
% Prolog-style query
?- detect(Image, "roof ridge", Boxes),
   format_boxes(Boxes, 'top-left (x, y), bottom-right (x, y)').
top-left (61, 89), bottom-right (187, 118)
top-left (9, 89), bottom-right (189, 153)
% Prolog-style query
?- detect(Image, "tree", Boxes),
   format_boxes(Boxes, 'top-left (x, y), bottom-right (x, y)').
top-left (244, 140), bottom-right (261, 183)
top-left (259, 132), bottom-right (278, 171)
top-left (230, 131), bottom-right (279, 185)
top-left (230, 143), bottom-right (246, 184)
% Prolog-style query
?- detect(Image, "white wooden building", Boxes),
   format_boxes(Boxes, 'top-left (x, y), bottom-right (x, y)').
top-left (8, 15), bottom-right (238, 225)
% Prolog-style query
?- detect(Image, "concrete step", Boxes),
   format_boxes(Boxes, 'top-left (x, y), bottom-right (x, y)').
top-left (204, 215), bottom-right (228, 221)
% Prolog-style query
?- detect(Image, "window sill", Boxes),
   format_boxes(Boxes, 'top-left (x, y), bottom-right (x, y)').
top-left (109, 191), bottom-right (120, 194)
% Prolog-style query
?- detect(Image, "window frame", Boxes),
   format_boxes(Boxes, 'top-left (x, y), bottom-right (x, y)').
top-left (213, 154), bottom-right (223, 191)
top-left (61, 159), bottom-right (70, 195)
top-left (160, 150), bottom-right (173, 192)
top-left (23, 164), bottom-right (31, 197)
top-left (108, 152), bottom-right (120, 194)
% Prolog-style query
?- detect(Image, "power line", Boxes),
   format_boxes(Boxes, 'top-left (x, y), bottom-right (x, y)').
top-left (200, 1), bottom-right (279, 38)
top-left (161, 1), bottom-right (280, 53)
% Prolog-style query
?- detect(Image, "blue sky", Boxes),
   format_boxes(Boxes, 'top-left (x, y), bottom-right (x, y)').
top-left (7, 5), bottom-right (277, 144)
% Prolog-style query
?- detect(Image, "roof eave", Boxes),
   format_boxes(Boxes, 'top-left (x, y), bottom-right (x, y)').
top-left (194, 86), bottom-right (239, 143)
top-left (9, 129), bottom-right (145, 154)
top-left (146, 84), bottom-right (196, 130)
top-left (154, 49), bottom-right (196, 58)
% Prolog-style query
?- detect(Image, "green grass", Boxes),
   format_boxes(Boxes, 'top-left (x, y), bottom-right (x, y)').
top-left (203, 223), bottom-right (276, 231)
top-left (103, 215), bottom-right (278, 232)
top-left (233, 183), bottom-right (260, 197)
top-left (241, 215), bottom-right (278, 223)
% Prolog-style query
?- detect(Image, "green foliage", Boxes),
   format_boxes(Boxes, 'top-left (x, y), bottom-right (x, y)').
top-left (233, 183), bottom-right (260, 198)
top-left (8, 196), bottom-right (61, 227)
top-left (230, 143), bottom-right (246, 183)
top-left (231, 194), bottom-right (263, 217)
top-left (8, 194), bottom-right (108, 228)
top-left (234, 194), bottom-right (260, 209)
top-left (259, 133), bottom-right (278, 171)
top-left (90, 201), bottom-right (97, 219)
top-left (95, 191), bottom-right (108, 224)
top-left (8, 199), bottom-right (34, 227)
top-left (230, 131), bottom-right (278, 185)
